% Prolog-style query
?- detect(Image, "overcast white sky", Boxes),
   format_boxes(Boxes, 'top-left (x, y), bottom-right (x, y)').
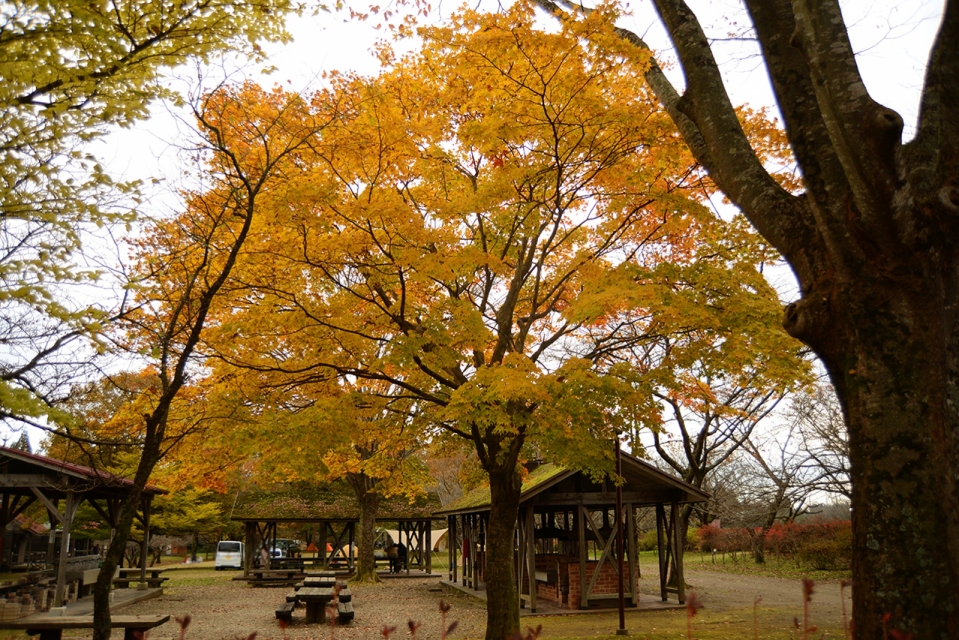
top-left (102, 0), bottom-right (944, 191)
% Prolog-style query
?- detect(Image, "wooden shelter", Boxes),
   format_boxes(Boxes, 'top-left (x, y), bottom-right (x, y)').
top-left (436, 452), bottom-right (708, 612)
top-left (0, 446), bottom-right (166, 607)
top-left (231, 484), bottom-right (442, 575)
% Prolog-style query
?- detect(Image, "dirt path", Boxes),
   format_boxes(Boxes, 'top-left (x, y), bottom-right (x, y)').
top-left (678, 568), bottom-right (846, 616)
top-left (96, 563), bottom-right (848, 639)
top-left (119, 571), bottom-right (488, 640)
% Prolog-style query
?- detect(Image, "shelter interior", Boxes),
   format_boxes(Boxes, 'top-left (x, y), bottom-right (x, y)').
top-left (438, 453), bottom-right (708, 612)
top-left (0, 446), bottom-right (165, 607)
top-left (231, 484), bottom-right (442, 575)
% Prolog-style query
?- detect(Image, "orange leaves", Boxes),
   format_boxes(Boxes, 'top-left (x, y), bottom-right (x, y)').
top-left (176, 0), bottom-right (805, 493)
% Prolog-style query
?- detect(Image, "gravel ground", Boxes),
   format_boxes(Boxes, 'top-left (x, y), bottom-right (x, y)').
top-left (119, 570), bottom-right (487, 640)
top-left (59, 562), bottom-right (847, 640)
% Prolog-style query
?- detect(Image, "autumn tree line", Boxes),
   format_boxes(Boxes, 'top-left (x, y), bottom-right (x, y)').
top-left (1, 1), bottom-right (954, 639)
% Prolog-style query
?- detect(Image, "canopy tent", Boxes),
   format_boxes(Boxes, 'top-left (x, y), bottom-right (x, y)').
top-left (0, 446), bottom-right (167, 606)
top-left (435, 451), bottom-right (709, 611)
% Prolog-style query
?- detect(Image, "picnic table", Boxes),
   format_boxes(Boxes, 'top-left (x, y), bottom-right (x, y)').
top-left (294, 587), bottom-right (335, 623)
top-left (0, 614), bottom-right (170, 640)
top-left (118, 568), bottom-right (166, 580)
top-left (113, 568), bottom-right (169, 590)
top-left (250, 570), bottom-right (301, 587)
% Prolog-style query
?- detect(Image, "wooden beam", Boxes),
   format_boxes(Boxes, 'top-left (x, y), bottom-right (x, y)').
top-left (536, 491), bottom-right (681, 505)
top-left (0, 475), bottom-right (66, 488)
top-left (30, 488), bottom-right (62, 524)
top-left (584, 507), bottom-right (619, 601)
top-left (85, 498), bottom-right (112, 525)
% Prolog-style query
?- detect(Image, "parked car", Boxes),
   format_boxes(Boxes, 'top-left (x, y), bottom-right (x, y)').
top-left (214, 541), bottom-right (245, 571)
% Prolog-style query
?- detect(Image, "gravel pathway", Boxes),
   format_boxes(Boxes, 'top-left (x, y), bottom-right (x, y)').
top-left (119, 572), bottom-right (487, 640)
top-left (73, 563), bottom-right (849, 640)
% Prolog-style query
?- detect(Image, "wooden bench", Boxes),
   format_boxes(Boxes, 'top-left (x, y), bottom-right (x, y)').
top-left (1, 614), bottom-right (170, 640)
top-left (113, 577), bottom-right (169, 590)
top-left (336, 601), bottom-right (354, 623)
top-left (534, 569), bottom-right (557, 584)
top-left (251, 570), bottom-right (300, 588)
top-left (275, 601), bottom-right (295, 622)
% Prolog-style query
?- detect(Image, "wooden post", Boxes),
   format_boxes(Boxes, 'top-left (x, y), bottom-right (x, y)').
top-left (450, 516), bottom-right (457, 583)
top-left (348, 522), bottom-right (355, 571)
top-left (656, 503), bottom-right (667, 602)
top-left (626, 503), bottom-right (638, 606)
top-left (139, 495), bottom-right (152, 590)
top-left (615, 442), bottom-right (626, 634)
top-left (671, 502), bottom-right (685, 604)
top-left (404, 521), bottom-right (411, 576)
top-left (53, 491), bottom-right (78, 608)
top-left (577, 502), bottom-right (587, 609)
top-left (527, 507), bottom-right (536, 613)
top-left (244, 522), bottom-right (254, 575)
top-left (516, 509), bottom-right (525, 608)
top-left (426, 520), bottom-right (432, 575)
top-left (319, 520), bottom-right (328, 569)
top-left (480, 514), bottom-right (487, 580)
top-left (461, 515), bottom-right (468, 587)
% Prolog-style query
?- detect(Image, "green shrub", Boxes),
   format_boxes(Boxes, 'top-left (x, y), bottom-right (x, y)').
top-left (638, 529), bottom-right (659, 551)
top-left (686, 527), bottom-right (700, 551)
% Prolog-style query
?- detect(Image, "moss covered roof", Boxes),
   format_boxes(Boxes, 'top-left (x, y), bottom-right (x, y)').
top-left (231, 484), bottom-right (442, 522)
top-left (438, 463), bottom-right (571, 514)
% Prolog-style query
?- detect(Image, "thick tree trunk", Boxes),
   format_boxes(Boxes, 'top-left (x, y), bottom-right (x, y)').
top-left (484, 463), bottom-right (522, 640)
top-left (749, 529), bottom-right (767, 565)
top-left (790, 274), bottom-right (959, 638)
top-left (91, 432), bottom-right (163, 640)
top-left (353, 489), bottom-right (381, 583)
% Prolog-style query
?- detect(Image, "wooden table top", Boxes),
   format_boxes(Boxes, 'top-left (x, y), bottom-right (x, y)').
top-left (296, 587), bottom-right (334, 600)
top-left (118, 568), bottom-right (166, 575)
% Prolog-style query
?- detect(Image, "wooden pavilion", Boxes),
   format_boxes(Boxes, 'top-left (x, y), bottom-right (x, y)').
top-left (435, 452), bottom-right (708, 612)
top-left (0, 446), bottom-right (166, 607)
top-left (231, 484), bottom-right (442, 575)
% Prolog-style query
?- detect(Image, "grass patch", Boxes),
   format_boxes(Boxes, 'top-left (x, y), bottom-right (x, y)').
top-left (162, 566), bottom-right (232, 590)
top-left (682, 553), bottom-right (850, 582)
top-left (529, 606), bottom-right (845, 639)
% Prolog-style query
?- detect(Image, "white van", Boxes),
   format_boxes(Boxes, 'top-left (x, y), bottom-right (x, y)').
top-left (214, 540), bottom-right (245, 570)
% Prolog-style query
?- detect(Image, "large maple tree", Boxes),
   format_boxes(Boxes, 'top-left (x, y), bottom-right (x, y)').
top-left (195, 3), bottom-right (804, 636)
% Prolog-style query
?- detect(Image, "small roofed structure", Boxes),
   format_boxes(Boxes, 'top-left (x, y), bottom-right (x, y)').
top-left (435, 451), bottom-right (708, 612)
top-left (231, 484), bottom-right (442, 575)
top-left (0, 446), bottom-right (167, 607)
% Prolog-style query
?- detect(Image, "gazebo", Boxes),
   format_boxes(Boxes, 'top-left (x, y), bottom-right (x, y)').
top-left (231, 484), bottom-right (442, 575)
top-left (435, 452), bottom-right (708, 612)
top-left (0, 446), bottom-right (166, 607)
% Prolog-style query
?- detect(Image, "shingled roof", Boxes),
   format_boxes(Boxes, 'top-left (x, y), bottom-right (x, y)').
top-left (436, 451), bottom-right (708, 516)
top-left (0, 445), bottom-right (167, 498)
top-left (231, 483), bottom-right (442, 522)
